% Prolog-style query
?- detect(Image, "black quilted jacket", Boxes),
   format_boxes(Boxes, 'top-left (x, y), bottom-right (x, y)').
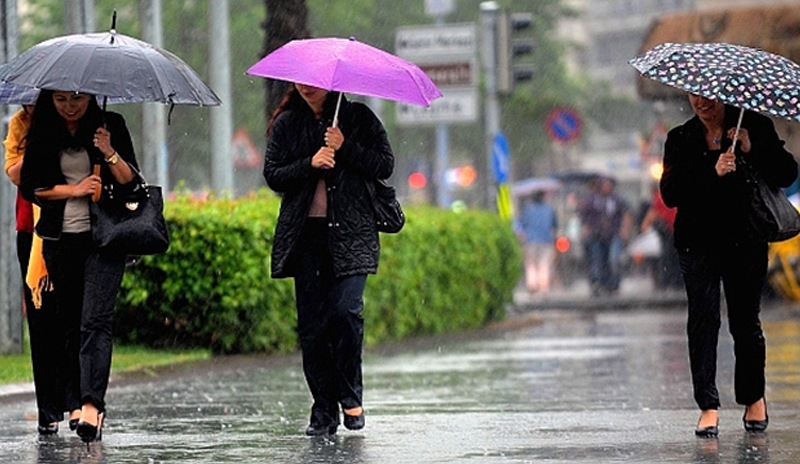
top-left (264, 96), bottom-right (394, 278)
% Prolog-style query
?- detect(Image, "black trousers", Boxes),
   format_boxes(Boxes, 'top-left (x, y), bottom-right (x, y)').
top-left (292, 218), bottom-right (367, 426)
top-left (17, 231), bottom-right (63, 425)
top-left (678, 241), bottom-right (768, 410)
top-left (43, 232), bottom-right (126, 413)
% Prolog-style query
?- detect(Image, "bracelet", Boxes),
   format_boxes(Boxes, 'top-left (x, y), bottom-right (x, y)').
top-left (105, 151), bottom-right (120, 165)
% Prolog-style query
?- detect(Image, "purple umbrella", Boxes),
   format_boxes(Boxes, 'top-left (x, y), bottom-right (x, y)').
top-left (246, 37), bottom-right (442, 125)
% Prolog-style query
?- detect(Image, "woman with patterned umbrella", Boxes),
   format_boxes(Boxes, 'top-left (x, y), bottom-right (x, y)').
top-left (630, 43), bottom-right (800, 438)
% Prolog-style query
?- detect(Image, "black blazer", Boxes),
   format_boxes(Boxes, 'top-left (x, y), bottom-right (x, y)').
top-left (20, 111), bottom-right (139, 240)
top-left (661, 107), bottom-right (797, 251)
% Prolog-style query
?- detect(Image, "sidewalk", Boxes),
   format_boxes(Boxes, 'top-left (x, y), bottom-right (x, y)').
top-left (512, 274), bottom-right (686, 311)
top-left (0, 276), bottom-right (686, 403)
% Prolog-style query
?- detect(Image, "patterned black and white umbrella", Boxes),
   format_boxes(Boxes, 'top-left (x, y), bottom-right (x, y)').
top-left (630, 42), bottom-right (800, 124)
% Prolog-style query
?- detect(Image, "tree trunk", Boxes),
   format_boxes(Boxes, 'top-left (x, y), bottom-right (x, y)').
top-left (262, 0), bottom-right (309, 121)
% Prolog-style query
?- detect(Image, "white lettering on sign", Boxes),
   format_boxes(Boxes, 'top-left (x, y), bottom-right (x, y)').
top-left (395, 23), bottom-right (476, 58)
top-left (396, 87), bottom-right (478, 125)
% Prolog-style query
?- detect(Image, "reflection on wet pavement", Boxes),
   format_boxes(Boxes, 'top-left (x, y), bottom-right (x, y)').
top-left (1, 307), bottom-right (799, 463)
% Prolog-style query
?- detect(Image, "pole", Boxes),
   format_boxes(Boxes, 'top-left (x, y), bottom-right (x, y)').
top-left (433, 16), bottom-right (451, 209)
top-left (480, 2), bottom-right (501, 210)
top-left (139, 0), bottom-right (169, 190)
top-left (0, 0), bottom-right (23, 354)
top-left (65, 0), bottom-right (95, 33)
top-left (208, 0), bottom-right (234, 196)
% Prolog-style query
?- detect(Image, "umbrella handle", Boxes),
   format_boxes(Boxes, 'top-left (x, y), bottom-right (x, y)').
top-left (732, 108), bottom-right (745, 153)
top-left (332, 92), bottom-right (343, 129)
top-left (91, 164), bottom-right (102, 203)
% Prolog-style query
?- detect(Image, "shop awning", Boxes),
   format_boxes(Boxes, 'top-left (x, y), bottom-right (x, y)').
top-left (636, 5), bottom-right (800, 100)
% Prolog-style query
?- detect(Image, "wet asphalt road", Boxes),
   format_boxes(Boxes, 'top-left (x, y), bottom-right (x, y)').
top-left (1, 305), bottom-right (799, 463)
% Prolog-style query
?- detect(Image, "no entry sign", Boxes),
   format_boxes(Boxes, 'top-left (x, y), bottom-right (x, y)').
top-left (545, 107), bottom-right (583, 143)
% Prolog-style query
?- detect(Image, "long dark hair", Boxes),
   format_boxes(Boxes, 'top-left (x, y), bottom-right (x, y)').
top-left (25, 89), bottom-right (105, 161)
top-left (266, 86), bottom-right (340, 136)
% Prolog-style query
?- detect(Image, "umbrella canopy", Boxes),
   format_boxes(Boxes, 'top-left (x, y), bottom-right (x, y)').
top-left (0, 31), bottom-right (221, 106)
top-left (0, 81), bottom-right (40, 105)
top-left (629, 42), bottom-right (800, 123)
top-left (511, 177), bottom-right (562, 198)
top-left (246, 37), bottom-right (443, 107)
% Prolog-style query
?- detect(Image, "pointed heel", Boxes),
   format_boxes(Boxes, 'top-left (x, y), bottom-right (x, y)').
top-left (743, 399), bottom-right (768, 433)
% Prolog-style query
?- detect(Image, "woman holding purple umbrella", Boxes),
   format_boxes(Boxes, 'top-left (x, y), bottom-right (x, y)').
top-left (661, 93), bottom-right (797, 438)
top-left (264, 84), bottom-right (394, 436)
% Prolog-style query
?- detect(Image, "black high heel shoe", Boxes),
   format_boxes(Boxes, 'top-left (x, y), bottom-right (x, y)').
top-left (37, 422), bottom-right (59, 435)
top-left (76, 412), bottom-right (104, 443)
top-left (343, 411), bottom-right (365, 430)
top-left (694, 410), bottom-right (719, 438)
top-left (695, 421), bottom-right (719, 438)
top-left (69, 409), bottom-right (81, 431)
top-left (743, 399), bottom-right (769, 432)
top-left (305, 421), bottom-right (338, 436)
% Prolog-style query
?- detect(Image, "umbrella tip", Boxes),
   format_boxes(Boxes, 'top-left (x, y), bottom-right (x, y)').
top-left (349, 36), bottom-right (356, 41)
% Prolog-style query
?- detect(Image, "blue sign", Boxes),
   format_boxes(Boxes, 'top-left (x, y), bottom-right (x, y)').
top-left (546, 107), bottom-right (583, 143)
top-left (492, 132), bottom-right (510, 184)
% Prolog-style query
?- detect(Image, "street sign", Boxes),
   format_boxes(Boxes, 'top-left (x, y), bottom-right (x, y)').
top-left (546, 107), bottom-right (583, 143)
top-left (425, 0), bottom-right (454, 17)
top-left (419, 62), bottom-right (474, 87)
top-left (397, 87), bottom-right (478, 126)
top-left (395, 23), bottom-right (476, 58)
top-left (396, 23), bottom-right (478, 125)
top-left (492, 132), bottom-right (510, 184)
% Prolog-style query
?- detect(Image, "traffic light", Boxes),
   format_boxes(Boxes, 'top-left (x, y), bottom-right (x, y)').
top-left (408, 171), bottom-right (427, 189)
top-left (496, 11), bottom-right (534, 94)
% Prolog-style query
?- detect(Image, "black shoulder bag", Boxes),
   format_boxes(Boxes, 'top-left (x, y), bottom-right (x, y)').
top-left (90, 163), bottom-right (170, 256)
top-left (365, 178), bottom-right (405, 234)
top-left (740, 158), bottom-right (800, 242)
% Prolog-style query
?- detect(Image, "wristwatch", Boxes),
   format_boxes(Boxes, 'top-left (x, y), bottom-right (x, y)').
top-left (105, 152), bottom-right (120, 165)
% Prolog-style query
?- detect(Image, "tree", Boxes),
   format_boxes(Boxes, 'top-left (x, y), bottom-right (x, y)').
top-left (17, 0), bottom-right (592, 200)
top-left (261, 0), bottom-right (309, 121)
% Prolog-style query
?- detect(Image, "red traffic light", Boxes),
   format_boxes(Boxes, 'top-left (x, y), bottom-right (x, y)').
top-left (408, 171), bottom-right (427, 189)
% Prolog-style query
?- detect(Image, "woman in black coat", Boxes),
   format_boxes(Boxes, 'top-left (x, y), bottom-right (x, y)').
top-left (264, 84), bottom-right (394, 436)
top-left (20, 90), bottom-right (138, 443)
top-left (661, 93), bottom-right (797, 438)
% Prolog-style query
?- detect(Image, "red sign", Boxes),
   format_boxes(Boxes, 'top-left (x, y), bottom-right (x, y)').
top-left (545, 107), bottom-right (582, 143)
top-left (419, 62), bottom-right (473, 87)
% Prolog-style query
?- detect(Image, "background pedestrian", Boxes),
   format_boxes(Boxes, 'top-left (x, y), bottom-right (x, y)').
top-left (516, 190), bottom-right (558, 294)
top-left (578, 176), bottom-right (633, 295)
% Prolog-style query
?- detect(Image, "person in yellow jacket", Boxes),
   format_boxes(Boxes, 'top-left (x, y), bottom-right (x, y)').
top-left (4, 105), bottom-right (78, 435)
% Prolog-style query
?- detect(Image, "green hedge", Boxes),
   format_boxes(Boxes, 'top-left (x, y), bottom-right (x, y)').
top-left (115, 190), bottom-right (522, 354)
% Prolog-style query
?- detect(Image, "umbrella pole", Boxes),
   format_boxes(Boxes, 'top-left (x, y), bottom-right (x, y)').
top-left (732, 107), bottom-right (745, 152)
top-left (332, 92), bottom-right (343, 128)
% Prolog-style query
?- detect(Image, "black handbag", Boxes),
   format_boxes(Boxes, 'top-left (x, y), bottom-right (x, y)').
top-left (740, 159), bottom-right (800, 242)
top-left (90, 167), bottom-right (170, 256)
top-left (365, 178), bottom-right (405, 234)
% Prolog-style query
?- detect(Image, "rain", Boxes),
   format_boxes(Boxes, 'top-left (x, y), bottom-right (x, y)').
top-left (2, 1), bottom-right (800, 463)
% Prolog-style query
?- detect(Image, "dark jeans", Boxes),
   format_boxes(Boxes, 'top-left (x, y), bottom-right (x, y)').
top-left (292, 218), bottom-right (367, 427)
top-left (585, 235), bottom-right (621, 293)
top-left (678, 242), bottom-right (768, 410)
top-left (17, 231), bottom-right (64, 425)
top-left (43, 232), bottom-right (126, 413)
